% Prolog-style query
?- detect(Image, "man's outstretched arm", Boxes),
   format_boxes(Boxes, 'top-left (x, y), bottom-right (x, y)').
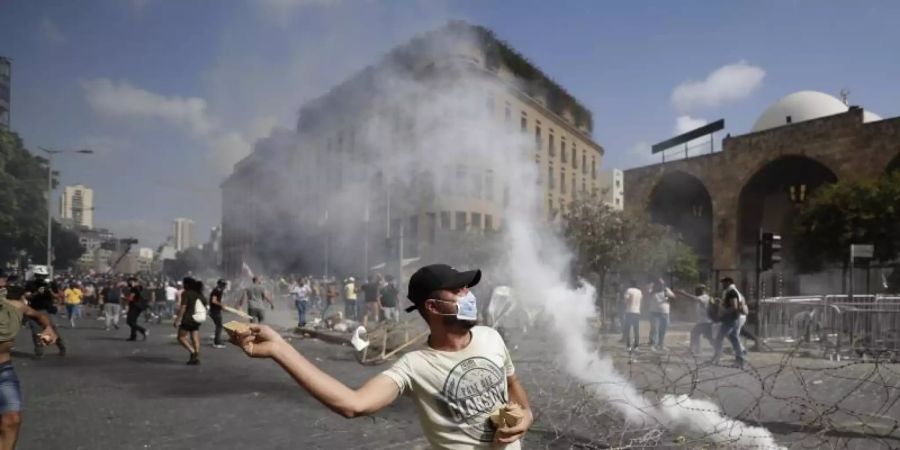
top-left (232, 324), bottom-right (399, 418)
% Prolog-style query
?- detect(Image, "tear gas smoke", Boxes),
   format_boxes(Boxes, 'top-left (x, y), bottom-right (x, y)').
top-left (250, 25), bottom-right (783, 448)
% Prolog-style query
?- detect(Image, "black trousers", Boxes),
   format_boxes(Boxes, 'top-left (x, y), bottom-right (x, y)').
top-left (127, 306), bottom-right (147, 339)
top-left (210, 309), bottom-right (224, 345)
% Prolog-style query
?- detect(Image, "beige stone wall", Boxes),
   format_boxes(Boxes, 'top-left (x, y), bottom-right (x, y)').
top-left (624, 108), bottom-right (900, 279)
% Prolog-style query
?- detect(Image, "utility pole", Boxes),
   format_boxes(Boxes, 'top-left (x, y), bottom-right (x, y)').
top-left (39, 147), bottom-right (93, 276)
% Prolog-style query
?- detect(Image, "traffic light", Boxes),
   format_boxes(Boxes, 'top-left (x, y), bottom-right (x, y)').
top-left (761, 232), bottom-right (782, 271)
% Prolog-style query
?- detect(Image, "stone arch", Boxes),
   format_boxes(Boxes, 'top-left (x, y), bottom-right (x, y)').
top-left (887, 152), bottom-right (900, 176)
top-left (737, 156), bottom-right (838, 286)
top-left (648, 170), bottom-right (714, 276)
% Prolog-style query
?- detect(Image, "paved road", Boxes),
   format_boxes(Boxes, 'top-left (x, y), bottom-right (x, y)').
top-left (11, 312), bottom-right (900, 449)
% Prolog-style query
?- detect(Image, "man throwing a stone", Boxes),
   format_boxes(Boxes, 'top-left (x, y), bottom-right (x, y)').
top-left (231, 264), bottom-right (533, 449)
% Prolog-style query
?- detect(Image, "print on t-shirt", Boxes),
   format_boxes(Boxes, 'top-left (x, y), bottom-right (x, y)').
top-left (442, 356), bottom-right (508, 442)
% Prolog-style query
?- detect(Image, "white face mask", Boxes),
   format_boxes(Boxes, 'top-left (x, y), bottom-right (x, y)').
top-left (434, 291), bottom-right (478, 321)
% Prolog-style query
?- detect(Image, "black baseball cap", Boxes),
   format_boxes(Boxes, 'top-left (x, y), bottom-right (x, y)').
top-left (405, 264), bottom-right (481, 313)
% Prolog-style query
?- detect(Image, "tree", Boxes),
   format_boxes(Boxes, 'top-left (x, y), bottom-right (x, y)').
top-left (795, 172), bottom-right (900, 273)
top-left (0, 129), bottom-right (83, 269)
top-left (563, 197), bottom-right (699, 322)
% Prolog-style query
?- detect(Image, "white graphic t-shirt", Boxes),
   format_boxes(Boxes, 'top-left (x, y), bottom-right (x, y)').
top-left (382, 326), bottom-right (520, 449)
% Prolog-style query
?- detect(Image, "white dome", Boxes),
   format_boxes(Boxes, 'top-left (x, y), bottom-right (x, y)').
top-left (752, 91), bottom-right (850, 132)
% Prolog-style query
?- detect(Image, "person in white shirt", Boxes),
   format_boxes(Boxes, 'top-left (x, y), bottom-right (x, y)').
top-left (677, 284), bottom-right (715, 355)
top-left (622, 281), bottom-right (642, 352)
top-left (289, 277), bottom-right (311, 327)
top-left (230, 264), bottom-right (533, 449)
top-left (164, 282), bottom-right (178, 320)
top-left (647, 278), bottom-right (674, 352)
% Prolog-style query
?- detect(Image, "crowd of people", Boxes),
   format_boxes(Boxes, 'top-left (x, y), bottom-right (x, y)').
top-left (618, 276), bottom-right (752, 368)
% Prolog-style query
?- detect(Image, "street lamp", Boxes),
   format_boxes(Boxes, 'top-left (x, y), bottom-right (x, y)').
top-left (39, 147), bottom-right (93, 276)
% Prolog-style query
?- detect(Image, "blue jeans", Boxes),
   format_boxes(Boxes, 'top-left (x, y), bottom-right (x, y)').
top-left (623, 313), bottom-right (640, 349)
top-left (713, 318), bottom-right (745, 365)
top-left (0, 362), bottom-right (22, 413)
top-left (649, 312), bottom-right (669, 348)
top-left (295, 300), bottom-right (308, 326)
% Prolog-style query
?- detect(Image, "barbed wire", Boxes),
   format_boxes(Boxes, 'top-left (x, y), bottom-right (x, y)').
top-left (515, 332), bottom-right (900, 449)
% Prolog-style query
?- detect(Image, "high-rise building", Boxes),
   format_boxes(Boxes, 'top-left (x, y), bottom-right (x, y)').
top-left (0, 56), bottom-right (10, 129)
top-left (173, 218), bottom-right (195, 252)
top-left (59, 184), bottom-right (94, 229)
top-left (221, 21), bottom-right (605, 276)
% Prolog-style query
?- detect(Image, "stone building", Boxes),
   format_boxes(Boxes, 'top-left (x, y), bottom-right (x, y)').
top-left (624, 91), bottom-right (899, 295)
top-left (221, 21), bottom-right (605, 277)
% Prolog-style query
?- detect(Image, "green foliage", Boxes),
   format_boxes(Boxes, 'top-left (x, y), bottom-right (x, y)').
top-left (795, 172), bottom-right (900, 272)
top-left (0, 130), bottom-right (84, 269)
top-left (563, 197), bottom-right (700, 284)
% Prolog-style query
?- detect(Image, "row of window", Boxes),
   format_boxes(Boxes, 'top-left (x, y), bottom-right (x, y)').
top-left (508, 106), bottom-right (597, 179)
top-left (435, 211), bottom-right (494, 232)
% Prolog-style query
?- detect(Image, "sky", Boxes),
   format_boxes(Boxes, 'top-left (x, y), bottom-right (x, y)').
top-left (2, 0), bottom-right (898, 248)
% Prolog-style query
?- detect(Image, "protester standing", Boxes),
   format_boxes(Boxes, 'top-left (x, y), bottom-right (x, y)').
top-left (710, 277), bottom-right (747, 369)
top-left (174, 278), bottom-right (206, 364)
top-left (677, 285), bottom-right (715, 355)
top-left (63, 282), bottom-right (83, 328)
top-left (647, 278), bottom-right (674, 352)
top-left (343, 277), bottom-right (358, 321)
top-left (362, 275), bottom-right (381, 327)
top-left (289, 278), bottom-right (311, 328)
top-left (622, 280), bottom-right (642, 352)
top-left (124, 279), bottom-right (148, 341)
top-left (209, 280), bottom-right (226, 349)
top-left (238, 276), bottom-right (274, 324)
top-left (23, 270), bottom-right (66, 358)
top-left (379, 275), bottom-right (400, 323)
top-left (100, 281), bottom-right (122, 331)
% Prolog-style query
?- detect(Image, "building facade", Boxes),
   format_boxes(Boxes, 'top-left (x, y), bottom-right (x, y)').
top-left (59, 184), bottom-right (94, 229)
top-left (624, 91), bottom-right (899, 295)
top-left (597, 169), bottom-right (624, 210)
top-left (0, 56), bottom-right (9, 129)
top-left (172, 218), bottom-right (194, 252)
top-left (221, 22), bottom-right (605, 277)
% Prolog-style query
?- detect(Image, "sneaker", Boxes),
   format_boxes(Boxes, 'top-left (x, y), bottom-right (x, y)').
top-left (212, 344), bottom-right (226, 349)
top-left (141, 329), bottom-right (149, 341)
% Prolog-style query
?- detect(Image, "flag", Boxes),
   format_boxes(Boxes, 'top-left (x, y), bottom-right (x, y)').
top-left (241, 261), bottom-right (254, 278)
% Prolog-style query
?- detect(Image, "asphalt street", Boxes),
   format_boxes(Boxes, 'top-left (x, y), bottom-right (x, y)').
top-left (11, 307), bottom-right (900, 450)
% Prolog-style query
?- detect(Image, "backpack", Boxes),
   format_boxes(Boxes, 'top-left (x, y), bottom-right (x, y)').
top-left (192, 295), bottom-right (208, 323)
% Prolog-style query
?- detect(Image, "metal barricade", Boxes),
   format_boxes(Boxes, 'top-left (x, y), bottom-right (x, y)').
top-left (759, 295), bottom-right (900, 358)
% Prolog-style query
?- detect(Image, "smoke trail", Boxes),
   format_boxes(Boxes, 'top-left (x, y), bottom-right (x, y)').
top-left (243, 22), bottom-right (783, 447)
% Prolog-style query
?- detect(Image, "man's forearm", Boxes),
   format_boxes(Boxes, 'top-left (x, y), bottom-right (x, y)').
top-left (272, 341), bottom-right (362, 417)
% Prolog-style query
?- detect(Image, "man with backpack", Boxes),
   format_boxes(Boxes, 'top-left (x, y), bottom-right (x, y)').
top-left (710, 277), bottom-right (747, 369)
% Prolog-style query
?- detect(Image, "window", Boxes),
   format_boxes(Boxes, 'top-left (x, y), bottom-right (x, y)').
top-left (615, 179), bottom-right (621, 188)
top-left (572, 145), bottom-right (577, 169)
top-left (571, 177), bottom-right (576, 199)
top-left (548, 198), bottom-right (554, 216)
top-left (426, 212), bottom-right (436, 244)
top-left (548, 164), bottom-right (555, 190)
top-left (440, 211), bottom-right (451, 229)
top-left (441, 166), bottom-right (453, 194)
top-left (471, 213), bottom-right (482, 230)
top-left (582, 178), bottom-right (586, 193)
top-left (520, 112), bottom-right (527, 132)
top-left (455, 212), bottom-right (467, 231)
top-left (472, 169), bottom-right (483, 199)
top-left (505, 102), bottom-right (511, 122)
top-left (485, 170), bottom-right (494, 201)
top-left (485, 214), bottom-right (494, 231)
top-left (548, 130), bottom-right (555, 157)
top-left (582, 154), bottom-right (587, 174)
top-left (592, 157), bottom-right (597, 179)
top-left (535, 124), bottom-right (542, 150)
top-left (561, 171), bottom-right (566, 194)
top-left (560, 137), bottom-right (567, 163)
top-left (456, 165), bottom-right (467, 195)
